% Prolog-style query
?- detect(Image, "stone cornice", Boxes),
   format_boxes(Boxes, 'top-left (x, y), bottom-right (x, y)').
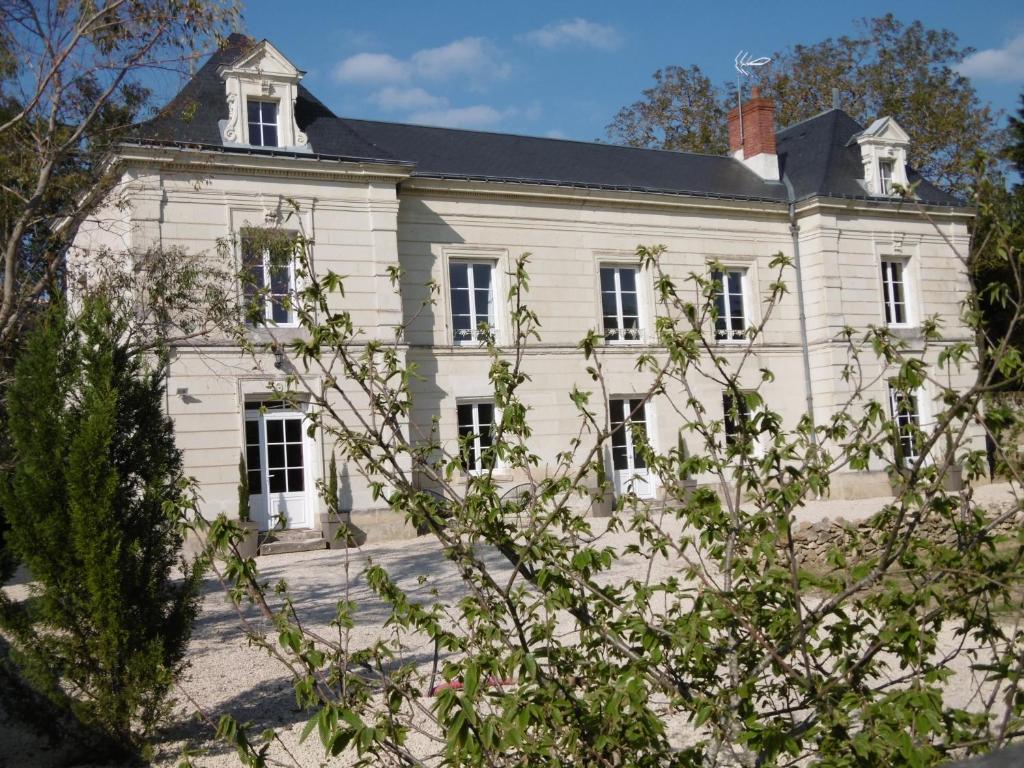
top-left (400, 177), bottom-right (792, 217)
top-left (793, 195), bottom-right (974, 221)
top-left (117, 142), bottom-right (414, 184)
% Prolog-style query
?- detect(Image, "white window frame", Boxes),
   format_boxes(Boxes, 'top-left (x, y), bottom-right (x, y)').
top-left (456, 399), bottom-right (498, 474)
top-left (712, 267), bottom-right (749, 343)
top-left (888, 383), bottom-right (925, 466)
top-left (880, 257), bottom-right (912, 328)
top-left (449, 260), bottom-right (497, 346)
top-left (609, 397), bottom-right (651, 471)
top-left (879, 158), bottom-right (895, 196)
top-left (599, 264), bottom-right (645, 344)
top-left (246, 99), bottom-right (279, 147)
top-left (241, 231), bottom-right (299, 328)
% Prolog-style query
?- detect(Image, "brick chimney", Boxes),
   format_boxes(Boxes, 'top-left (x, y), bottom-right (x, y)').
top-left (726, 87), bottom-right (780, 181)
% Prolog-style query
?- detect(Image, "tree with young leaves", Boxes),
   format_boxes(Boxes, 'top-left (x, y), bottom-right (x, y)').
top-left (0, 0), bottom-right (238, 353)
top-left (179, 195), bottom-right (1024, 767)
top-left (608, 15), bottom-right (1002, 196)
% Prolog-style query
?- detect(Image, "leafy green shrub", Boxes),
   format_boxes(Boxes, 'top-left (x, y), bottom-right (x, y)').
top-left (0, 297), bottom-right (202, 756)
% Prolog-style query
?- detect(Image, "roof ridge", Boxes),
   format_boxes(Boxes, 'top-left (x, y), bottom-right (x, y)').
top-left (776, 107), bottom-right (847, 136)
top-left (341, 116), bottom-right (737, 161)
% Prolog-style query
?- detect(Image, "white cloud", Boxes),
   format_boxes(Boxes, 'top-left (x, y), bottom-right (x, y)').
top-left (544, 129), bottom-right (567, 139)
top-left (411, 37), bottom-right (510, 81)
top-left (338, 30), bottom-right (378, 51)
top-left (408, 105), bottom-right (511, 129)
top-left (369, 87), bottom-right (448, 112)
top-left (332, 52), bottom-right (409, 84)
top-left (521, 18), bottom-right (621, 51)
top-left (957, 33), bottom-right (1024, 82)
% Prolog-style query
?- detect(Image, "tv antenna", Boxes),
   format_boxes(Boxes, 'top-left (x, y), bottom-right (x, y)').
top-left (734, 51), bottom-right (771, 145)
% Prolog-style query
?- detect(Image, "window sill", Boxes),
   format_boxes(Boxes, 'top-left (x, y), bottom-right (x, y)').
top-left (886, 325), bottom-right (922, 341)
top-left (462, 470), bottom-right (513, 483)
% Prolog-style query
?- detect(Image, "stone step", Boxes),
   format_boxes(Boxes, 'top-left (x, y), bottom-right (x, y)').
top-left (259, 537), bottom-right (327, 556)
top-left (266, 528), bottom-right (322, 543)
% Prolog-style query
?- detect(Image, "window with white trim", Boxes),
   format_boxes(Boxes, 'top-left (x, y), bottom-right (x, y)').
top-left (449, 261), bottom-right (495, 344)
top-left (880, 258), bottom-right (910, 327)
top-left (457, 401), bottom-right (495, 472)
top-left (888, 384), bottom-right (921, 465)
top-left (600, 266), bottom-right (642, 343)
top-left (241, 231), bottom-right (298, 326)
top-left (712, 269), bottom-right (748, 341)
top-left (879, 159), bottom-right (895, 196)
top-left (247, 100), bottom-right (279, 147)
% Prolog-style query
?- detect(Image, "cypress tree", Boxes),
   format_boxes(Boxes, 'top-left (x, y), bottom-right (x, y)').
top-left (0, 296), bottom-right (202, 755)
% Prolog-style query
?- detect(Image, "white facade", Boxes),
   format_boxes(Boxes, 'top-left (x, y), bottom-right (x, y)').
top-left (70, 38), bottom-right (979, 539)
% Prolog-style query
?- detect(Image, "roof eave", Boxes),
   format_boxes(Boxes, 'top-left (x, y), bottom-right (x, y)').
top-left (115, 140), bottom-right (416, 180)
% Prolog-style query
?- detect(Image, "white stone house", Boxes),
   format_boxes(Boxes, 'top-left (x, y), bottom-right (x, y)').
top-left (72, 35), bottom-right (978, 541)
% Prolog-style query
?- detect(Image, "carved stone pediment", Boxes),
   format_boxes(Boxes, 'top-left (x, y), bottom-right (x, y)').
top-left (217, 39), bottom-right (310, 152)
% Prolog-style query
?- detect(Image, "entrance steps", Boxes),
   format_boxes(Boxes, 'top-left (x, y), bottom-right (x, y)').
top-left (258, 528), bottom-right (327, 556)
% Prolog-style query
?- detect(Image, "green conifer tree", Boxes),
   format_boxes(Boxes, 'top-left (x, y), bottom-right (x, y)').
top-left (0, 297), bottom-right (202, 755)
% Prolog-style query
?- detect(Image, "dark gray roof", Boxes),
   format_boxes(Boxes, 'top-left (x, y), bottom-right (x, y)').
top-left (342, 118), bottom-right (787, 201)
top-left (135, 35), bottom-right (961, 208)
top-left (135, 34), bottom-right (394, 162)
top-left (776, 109), bottom-right (959, 206)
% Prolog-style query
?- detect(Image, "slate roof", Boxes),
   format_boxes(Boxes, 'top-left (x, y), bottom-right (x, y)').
top-left (134, 34), bottom-right (394, 162)
top-left (775, 109), bottom-right (959, 206)
top-left (134, 34), bottom-right (961, 207)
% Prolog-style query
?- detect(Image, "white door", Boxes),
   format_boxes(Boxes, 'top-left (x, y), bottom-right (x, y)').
top-left (244, 401), bottom-right (316, 530)
top-left (610, 398), bottom-right (655, 499)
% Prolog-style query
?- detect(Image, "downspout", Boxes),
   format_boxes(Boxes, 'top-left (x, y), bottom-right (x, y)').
top-left (783, 177), bottom-right (817, 447)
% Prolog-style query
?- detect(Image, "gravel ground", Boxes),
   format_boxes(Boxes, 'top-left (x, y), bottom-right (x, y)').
top-left (1, 481), bottom-right (1019, 767)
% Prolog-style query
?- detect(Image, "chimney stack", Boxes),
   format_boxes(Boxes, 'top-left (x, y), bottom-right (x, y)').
top-left (726, 87), bottom-right (780, 181)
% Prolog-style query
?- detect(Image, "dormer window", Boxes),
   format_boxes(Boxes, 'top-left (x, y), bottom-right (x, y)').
top-left (247, 100), bottom-right (278, 147)
top-left (879, 159), bottom-right (894, 196)
top-left (219, 39), bottom-right (308, 152)
top-left (850, 116), bottom-right (910, 198)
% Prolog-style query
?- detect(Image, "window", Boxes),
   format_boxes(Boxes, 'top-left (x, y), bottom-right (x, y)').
top-left (247, 100), bottom-right (278, 147)
top-left (609, 398), bottom-right (648, 472)
top-left (449, 261), bottom-right (495, 344)
top-left (600, 266), bottom-right (642, 343)
top-left (241, 231), bottom-right (297, 326)
top-left (244, 403), bottom-right (308, 496)
top-left (888, 384), bottom-right (921, 465)
top-left (712, 269), bottom-right (747, 341)
top-left (880, 259), bottom-right (909, 327)
top-left (722, 391), bottom-right (751, 449)
top-left (879, 159), bottom-right (895, 196)
top-left (457, 401), bottom-right (494, 472)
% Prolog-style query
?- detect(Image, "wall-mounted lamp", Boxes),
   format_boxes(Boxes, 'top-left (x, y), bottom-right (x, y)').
top-left (273, 346), bottom-right (285, 370)
top-left (176, 387), bottom-right (199, 404)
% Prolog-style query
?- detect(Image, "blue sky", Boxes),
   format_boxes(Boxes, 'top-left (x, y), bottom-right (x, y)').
top-left (234, 0), bottom-right (1024, 141)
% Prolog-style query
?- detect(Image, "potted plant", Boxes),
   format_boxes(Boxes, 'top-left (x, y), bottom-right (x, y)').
top-left (236, 452), bottom-right (260, 558)
top-left (320, 453), bottom-right (352, 548)
top-left (941, 431), bottom-right (964, 492)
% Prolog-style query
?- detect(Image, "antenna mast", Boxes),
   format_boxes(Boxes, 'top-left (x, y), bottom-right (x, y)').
top-left (734, 51), bottom-right (772, 148)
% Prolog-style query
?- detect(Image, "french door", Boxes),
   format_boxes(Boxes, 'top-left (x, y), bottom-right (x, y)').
top-left (244, 401), bottom-right (315, 530)
top-left (609, 398), bottom-right (655, 499)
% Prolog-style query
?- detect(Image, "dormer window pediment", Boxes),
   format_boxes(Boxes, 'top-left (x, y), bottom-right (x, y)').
top-left (850, 116), bottom-right (911, 198)
top-left (219, 39), bottom-right (309, 153)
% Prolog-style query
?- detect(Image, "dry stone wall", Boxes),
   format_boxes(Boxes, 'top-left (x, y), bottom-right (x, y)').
top-left (787, 498), bottom-right (1023, 568)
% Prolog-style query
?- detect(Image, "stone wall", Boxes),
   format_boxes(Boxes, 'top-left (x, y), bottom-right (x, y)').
top-left (787, 498), bottom-right (1023, 568)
